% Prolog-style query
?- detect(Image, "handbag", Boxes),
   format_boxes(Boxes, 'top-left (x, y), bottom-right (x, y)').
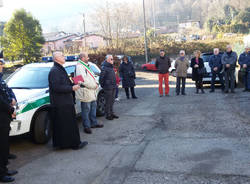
top-left (197, 67), bottom-right (206, 75)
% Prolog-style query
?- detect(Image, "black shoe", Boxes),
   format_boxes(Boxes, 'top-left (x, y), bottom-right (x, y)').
top-left (181, 93), bottom-right (186, 95)
top-left (0, 176), bottom-right (15, 183)
top-left (7, 170), bottom-right (18, 176)
top-left (165, 94), bottom-right (169, 97)
top-left (231, 90), bottom-right (235, 93)
top-left (243, 89), bottom-right (247, 92)
top-left (91, 124), bottom-right (104, 128)
top-left (132, 96), bottom-right (137, 99)
top-left (209, 90), bottom-right (214, 93)
top-left (201, 90), bottom-right (205, 94)
top-left (126, 96), bottom-right (130, 99)
top-left (112, 114), bottom-right (119, 119)
top-left (196, 89), bottom-right (199, 94)
top-left (106, 116), bottom-right (113, 120)
top-left (72, 141), bottom-right (88, 150)
top-left (8, 154), bottom-right (17, 160)
top-left (84, 128), bottom-right (92, 134)
top-left (159, 95), bottom-right (163, 97)
top-left (224, 90), bottom-right (229, 93)
top-left (176, 93), bottom-right (179, 96)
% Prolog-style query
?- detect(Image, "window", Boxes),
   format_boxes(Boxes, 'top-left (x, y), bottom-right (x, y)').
top-left (65, 66), bottom-right (76, 75)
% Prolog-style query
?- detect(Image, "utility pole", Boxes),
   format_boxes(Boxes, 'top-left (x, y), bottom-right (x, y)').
top-left (143, 0), bottom-right (149, 63)
top-left (152, 0), bottom-right (156, 38)
top-left (82, 13), bottom-right (86, 48)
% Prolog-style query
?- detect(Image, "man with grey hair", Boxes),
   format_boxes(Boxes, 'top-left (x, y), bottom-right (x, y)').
top-left (99, 55), bottom-right (119, 120)
top-left (221, 45), bottom-right (238, 93)
top-left (209, 48), bottom-right (225, 92)
top-left (239, 46), bottom-right (250, 92)
top-left (75, 52), bottom-right (103, 134)
top-left (49, 51), bottom-right (88, 150)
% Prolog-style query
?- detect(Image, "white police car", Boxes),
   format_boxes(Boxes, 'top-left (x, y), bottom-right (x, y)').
top-left (7, 61), bottom-right (105, 144)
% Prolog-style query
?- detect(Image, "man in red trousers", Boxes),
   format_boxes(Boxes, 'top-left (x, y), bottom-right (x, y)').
top-left (155, 49), bottom-right (171, 97)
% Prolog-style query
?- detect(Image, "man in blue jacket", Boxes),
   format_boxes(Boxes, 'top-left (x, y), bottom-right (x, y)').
top-left (221, 45), bottom-right (238, 93)
top-left (238, 46), bottom-right (250, 92)
top-left (209, 48), bottom-right (225, 92)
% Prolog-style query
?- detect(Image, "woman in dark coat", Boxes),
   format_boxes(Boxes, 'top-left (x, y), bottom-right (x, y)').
top-left (119, 56), bottom-right (137, 99)
top-left (48, 52), bottom-right (87, 150)
top-left (191, 50), bottom-right (205, 94)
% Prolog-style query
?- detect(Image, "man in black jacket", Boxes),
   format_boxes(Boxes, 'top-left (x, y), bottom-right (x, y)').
top-left (0, 59), bottom-right (17, 183)
top-left (209, 48), bottom-right (225, 92)
top-left (155, 50), bottom-right (171, 97)
top-left (99, 55), bottom-right (119, 120)
top-left (48, 51), bottom-right (88, 150)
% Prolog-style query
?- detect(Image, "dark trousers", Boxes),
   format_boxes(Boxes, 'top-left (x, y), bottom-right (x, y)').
top-left (104, 89), bottom-right (116, 117)
top-left (224, 69), bottom-right (235, 92)
top-left (0, 114), bottom-right (11, 178)
top-left (195, 77), bottom-right (204, 90)
top-left (211, 72), bottom-right (225, 91)
top-left (125, 87), bottom-right (136, 98)
top-left (243, 69), bottom-right (250, 90)
top-left (115, 86), bottom-right (119, 98)
top-left (176, 77), bottom-right (186, 94)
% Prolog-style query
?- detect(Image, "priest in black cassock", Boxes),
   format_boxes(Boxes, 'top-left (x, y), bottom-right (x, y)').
top-left (48, 51), bottom-right (88, 150)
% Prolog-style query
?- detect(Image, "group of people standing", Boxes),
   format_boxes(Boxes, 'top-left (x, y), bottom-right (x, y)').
top-left (155, 44), bottom-right (250, 96)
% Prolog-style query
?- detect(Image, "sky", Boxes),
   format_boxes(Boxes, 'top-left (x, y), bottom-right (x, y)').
top-left (0, 0), bottom-right (137, 33)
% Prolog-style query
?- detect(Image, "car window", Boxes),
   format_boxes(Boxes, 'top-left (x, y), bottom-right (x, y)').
top-left (201, 55), bottom-right (211, 62)
top-left (150, 61), bottom-right (155, 64)
top-left (90, 64), bottom-right (100, 76)
top-left (65, 66), bottom-right (76, 75)
top-left (8, 67), bottom-right (50, 89)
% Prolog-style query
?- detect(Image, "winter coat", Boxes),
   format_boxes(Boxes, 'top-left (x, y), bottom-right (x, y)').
top-left (221, 51), bottom-right (238, 70)
top-left (99, 61), bottom-right (116, 90)
top-left (119, 62), bottom-right (136, 88)
top-left (190, 57), bottom-right (205, 81)
top-left (174, 57), bottom-right (189, 77)
top-left (239, 51), bottom-right (250, 69)
top-left (48, 62), bottom-right (75, 106)
top-left (155, 56), bottom-right (171, 74)
top-left (209, 54), bottom-right (223, 72)
top-left (75, 61), bottom-right (98, 103)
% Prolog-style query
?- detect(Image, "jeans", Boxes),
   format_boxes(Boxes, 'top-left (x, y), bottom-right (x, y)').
top-left (104, 89), bottom-right (116, 117)
top-left (224, 69), bottom-right (235, 92)
top-left (115, 86), bottom-right (119, 98)
top-left (158, 73), bottom-right (169, 95)
top-left (211, 71), bottom-right (224, 91)
top-left (176, 77), bottom-right (186, 94)
top-left (81, 101), bottom-right (98, 128)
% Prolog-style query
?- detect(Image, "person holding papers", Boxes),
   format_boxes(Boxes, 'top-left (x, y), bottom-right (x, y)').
top-left (75, 53), bottom-right (104, 134)
top-left (48, 51), bottom-right (88, 150)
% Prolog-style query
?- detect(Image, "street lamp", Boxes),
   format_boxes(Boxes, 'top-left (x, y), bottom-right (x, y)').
top-left (143, 0), bottom-right (149, 63)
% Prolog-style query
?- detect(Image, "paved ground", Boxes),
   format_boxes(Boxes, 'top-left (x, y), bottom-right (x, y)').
top-left (9, 71), bottom-right (250, 184)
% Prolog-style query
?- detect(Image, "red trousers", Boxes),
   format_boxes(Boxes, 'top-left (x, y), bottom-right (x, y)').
top-left (158, 73), bottom-right (169, 95)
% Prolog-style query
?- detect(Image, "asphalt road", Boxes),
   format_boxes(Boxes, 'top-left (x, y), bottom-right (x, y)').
top-left (9, 71), bottom-right (250, 184)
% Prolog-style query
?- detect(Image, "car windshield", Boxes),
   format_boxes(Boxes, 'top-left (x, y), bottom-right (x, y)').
top-left (201, 55), bottom-right (211, 62)
top-left (8, 67), bottom-right (50, 89)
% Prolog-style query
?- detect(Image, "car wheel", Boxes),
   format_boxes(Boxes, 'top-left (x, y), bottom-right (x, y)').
top-left (32, 111), bottom-right (52, 144)
top-left (97, 91), bottom-right (105, 117)
top-left (171, 70), bottom-right (176, 77)
top-left (143, 66), bottom-right (147, 71)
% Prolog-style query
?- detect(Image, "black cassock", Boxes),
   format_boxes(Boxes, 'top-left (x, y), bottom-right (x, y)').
top-left (48, 62), bottom-right (81, 149)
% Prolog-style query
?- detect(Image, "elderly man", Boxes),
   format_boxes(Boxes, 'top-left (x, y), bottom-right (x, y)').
top-left (75, 53), bottom-right (103, 134)
top-left (155, 49), bottom-right (171, 97)
top-left (222, 45), bottom-right (238, 93)
top-left (209, 48), bottom-right (225, 92)
top-left (239, 46), bottom-right (250, 92)
top-left (99, 55), bottom-right (119, 120)
top-left (48, 51), bottom-right (88, 150)
top-left (0, 59), bottom-right (18, 183)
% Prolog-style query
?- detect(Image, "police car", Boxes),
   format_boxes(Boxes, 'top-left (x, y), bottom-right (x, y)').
top-left (6, 61), bottom-right (105, 144)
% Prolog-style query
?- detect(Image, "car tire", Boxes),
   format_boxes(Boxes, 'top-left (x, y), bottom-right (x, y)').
top-left (97, 91), bottom-right (105, 117)
top-left (171, 70), bottom-right (176, 77)
top-left (143, 66), bottom-right (147, 71)
top-left (32, 111), bottom-right (52, 144)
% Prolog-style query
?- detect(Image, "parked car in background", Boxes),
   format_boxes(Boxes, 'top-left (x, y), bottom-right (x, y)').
top-left (141, 60), bottom-right (157, 71)
top-left (6, 61), bottom-right (105, 144)
top-left (189, 34), bottom-right (200, 40)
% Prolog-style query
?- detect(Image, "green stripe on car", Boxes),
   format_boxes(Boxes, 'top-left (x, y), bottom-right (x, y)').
top-left (18, 96), bottom-right (50, 115)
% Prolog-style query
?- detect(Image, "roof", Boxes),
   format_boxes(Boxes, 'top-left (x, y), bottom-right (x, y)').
top-left (23, 62), bottom-right (77, 68)
top-left (43, 31), bottom-right (78, 42)
top-left (64, 33), bottom-right (110, 43)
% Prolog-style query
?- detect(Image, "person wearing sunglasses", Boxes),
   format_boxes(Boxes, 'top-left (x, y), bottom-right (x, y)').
top-left (99, 55), bottom-right (119, 120)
